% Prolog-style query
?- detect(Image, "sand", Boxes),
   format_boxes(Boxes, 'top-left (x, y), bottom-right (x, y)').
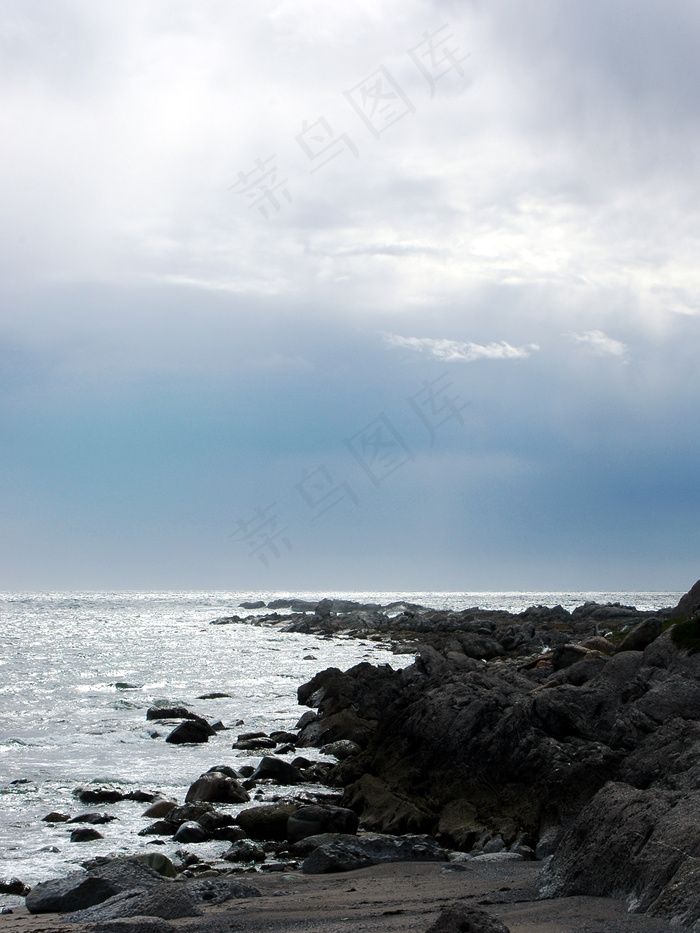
top-left (1, 861), bottom-right (684, 933)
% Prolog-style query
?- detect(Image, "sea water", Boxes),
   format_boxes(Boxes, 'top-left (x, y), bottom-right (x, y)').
top-left (0, 590), bottom-right (680, 896)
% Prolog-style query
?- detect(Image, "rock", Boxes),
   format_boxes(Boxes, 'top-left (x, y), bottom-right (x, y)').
top-left (295, 711), bottom-right (317, 730)
top-left (437, 800), bottom-right (485, 851)
top-left (342, 774), bottom-right (435, 835)
top-left (164, 720), bottom-right (214, 744)
top-left (67, 812), bottom-right (117, 824)
top-left (184, 771), bottom-right (249, 804)
top-left (74, 785), bottom-right (125, 804)
top-left (232, 737), bottom-right (277, 750)
top-left (248, 756), bottom-right (305, 785)
top-left (322, 739), bottom-right (361, 760)
top-left (206, 764), bottom-right (240, 778)
top-left (615, 618), bottom-right (663, 653)
top-left (550, 643), bottom-right (595, 671)
top-left (165, 803), bottom-right (214, 827)
top-left (270, 730), bottom-right (298, 745)
top-left (0, 878), bottom-right (30, 896)
top-left (66, 885), bottom-right (202, 923)
top-left (142, 800), bottom-right (177, 819)
top-left (315, 598), bottom-right (333, 619)
top-left (42, 811), bottom-right (70, 822)
top-left (140, 855), bottom-right (177, 879)
top-left (236, 802), bottom-right (299, 841)
top-left (539, 781), bottom-right (700, 925)
top-left (287, 805), bottom-right (359, 842)
top-left (138, 821), bottom-right (175, 837)
top-left (424, 906), bottom-right (511, 933)
top-left (671, 579), bottom-right (700, 620)
top-left (296, 708), bottom-right (375, 749)
top-left (26, 859), bottom-right (164, 914)
top-left (578, 635), bottom-right (615, 654)
top-left (71, 827), bottom-right (104, 842)
top-left (186, 877), bottom-right (260, 903)
top-left (172, 821), bottom-right (209, 843)
top-left (535, 825), bottom-right (565, 859)
top-left (146, 707), bottom-right (195, 721)
top-left (302, 833), bottom-right (446, 874)
top-left (222, 840), bottom-right (266, 863)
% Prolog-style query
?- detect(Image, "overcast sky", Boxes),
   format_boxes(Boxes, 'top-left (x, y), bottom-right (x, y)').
top-left (1, 0), bottom-right (699, 592)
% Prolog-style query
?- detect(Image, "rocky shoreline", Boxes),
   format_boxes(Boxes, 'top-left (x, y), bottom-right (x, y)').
top-left (4, 582), bottom-right (700, 932)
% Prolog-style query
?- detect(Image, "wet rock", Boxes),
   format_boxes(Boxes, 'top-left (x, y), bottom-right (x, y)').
top-left (287, 805), bottom-right (359, 842)
top-left (68, 812), bottom-right (117, 825)
top-left (322, 739), bottom-right (361, 760)
top-left (165, 802), bottom-right (214, 827)
top-left (232, 737), bottom-right (277, 750)
top-left (0, 878), bottom-right (30, 896)
top-left (42, 811), bottom-right (70, 822)
top-left (172, 821), bottom-right (208, 843)
top-left (222, 840), bottom-right (266, 863)
top-left (146, 707), bottom-right (195, 721)
top-left (236, 802), bottom-right (299, 841)
top-left (184, 771), bottom-right (249, 804)
top-left (71, 827), bottom-right (104, 842)
top-left (165, 720), bottom-right (215, 744)
top-left (248, 756), bottom-right (305, 786)
top-left (142, 800), bottom-right (177, 819)
top-left (73, 785), bottom-right (125, 804)
top-left (138, 820), bottom-right (175, 837)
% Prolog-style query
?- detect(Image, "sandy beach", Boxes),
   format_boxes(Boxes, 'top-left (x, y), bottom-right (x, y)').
top-left (1, 861), bottom-right (683, 933)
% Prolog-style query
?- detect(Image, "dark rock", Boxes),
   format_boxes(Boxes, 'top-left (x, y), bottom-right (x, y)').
top-left (295, 711), bottom-right (317, 730)
top-left (0, 878), bottom-right (30, 896)
top-left (142, 800), bottom-right (177, 819)
top-left (301, 833), bottom-right (445, 874)
top-left (172, 821), bottom-right (208, 843)
top-left (206, 764), bottom-right (240, 778)
top-left (540, 781), bottom-right (700, 925)
top-left (315, 598), bottom-right (333, 619)
top-left (236, 802), bottom-right (299, 840)
top-left (232, 737), bottom-right (277, 750)
top-left (73, 785), bottom-right (125, 804)
top-left (270, 730), bottom-right (298, 745)
top-left (437, 799), bottom-right (485, 851)
top-left (42, 811), bottom-right (70, 822)
top-left (615, 618), bottom-right (663, 653)
top-left (342, 774), bottom-right (435, 835)
top-left (186, 877), bottom-right (260, 903)
top-left (66, 885), bottom-right (202, 923)
top-left (671, 579), bottom-right (700, 620)
top-left (165, 720), bottom-right (214, 744)
top-left (26, 859), bottom-right (164, 914)
top-left (222, 840), bottom-right (266, 863)
top-left (287, 805), bottom-right (359, 842)
top-left (68, 812), bottom-right (117, 825)
top-left (71, 827), bottom-right (104, 842)
top-left (424, 906), bottom-right (511, 933)
top-left (248, 756), bottom-right (305, 786)
top-left (184, 771), bottom-right (249, 804)
top-left (138, 821), bottom-right (175, 837)
top-left (146, 707), bottom-right (194, 721)
top-left (322, 740), bottom-right (361, 760)
top-left (165, 802), bottom-right (214, 827)
top-left (297, 708), bottom-right (374, 749)
top-left (197, 692), bottom-right (232, 699)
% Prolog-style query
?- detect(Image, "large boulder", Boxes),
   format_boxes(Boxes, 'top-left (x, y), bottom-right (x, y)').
top-left (301, 833), bottom-right (445, 874)
top-left (342, 774), bottom-right (435, 835)
top-left (287, 805), bottom-right (359, 842)
top-left (66, 886), bottom-right (202, 923)
top-left (672, 579), bottom-right (700, 620)
top-left (540, 781), bottom-right (700, 926)
top-left (26, 860), bottom-right (164, 914)
top-left (236, 802), bottom-right (299, 841)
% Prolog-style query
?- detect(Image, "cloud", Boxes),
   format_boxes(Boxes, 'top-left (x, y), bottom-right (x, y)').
top-left (385, 334), bottom-right (540, 362)
top-left (567, 330), bottom-right (628, 357)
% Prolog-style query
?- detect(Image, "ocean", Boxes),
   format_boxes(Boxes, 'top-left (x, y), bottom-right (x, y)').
top-left (0, 589), bottom-right (681, 898)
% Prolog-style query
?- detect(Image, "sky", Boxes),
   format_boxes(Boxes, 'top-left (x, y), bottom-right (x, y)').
top-left (1, 0), bottom-right (699, 593)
